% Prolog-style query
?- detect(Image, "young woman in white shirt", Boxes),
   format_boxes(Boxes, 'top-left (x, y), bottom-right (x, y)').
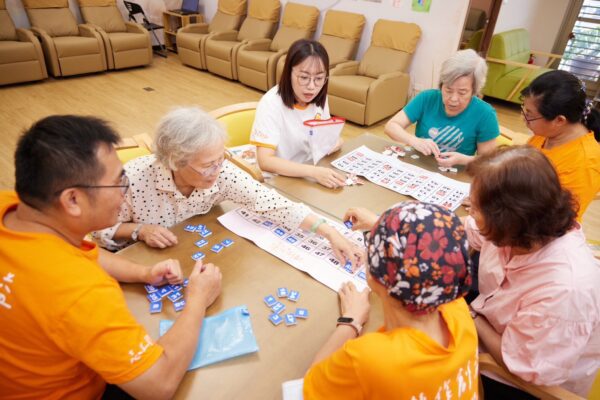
top-left (251, 39), bottom-right (346, 189)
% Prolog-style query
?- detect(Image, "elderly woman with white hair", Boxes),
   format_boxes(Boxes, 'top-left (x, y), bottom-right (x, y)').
top-left (384, 49), bottom-right (500, 167)
top-left (93, 107), bottom-right (362, 266)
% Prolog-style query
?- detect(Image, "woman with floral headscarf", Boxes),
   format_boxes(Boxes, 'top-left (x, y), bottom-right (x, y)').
top-left (303, 202), bottom-right (477, 400)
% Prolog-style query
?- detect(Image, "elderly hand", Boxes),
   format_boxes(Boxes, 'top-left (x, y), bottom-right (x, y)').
top-left (343, 207), bottom-right (379, 231)
top-left (312, 166), bottom-right (347, 189)
top-left (146, 259), bottom-right (183, 286)
top-left (326, 229), bottom-right (365, 269)
top-left (186, 261), bottom-right (222, 308)
top-left (436, 151), bottom-right (471, 167)
top-left (339, 282), bottom-right (370, 327)
top-left (138, 224), bottom-right (178, 248)
top-left (412, 138), bottom-right (441, 157)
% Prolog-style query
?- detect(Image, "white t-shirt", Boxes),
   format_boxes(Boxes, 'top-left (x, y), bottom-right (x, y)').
top-left (250, 86), bottom-right (336, 165)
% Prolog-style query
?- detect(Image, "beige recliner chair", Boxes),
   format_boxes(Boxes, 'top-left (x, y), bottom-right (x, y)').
top-left (328, 19), bottom-right (421, 126)
top-left (236, 2), bottom-right (318, 91)
top-left (0, 0), bottom-right (47, 85)
top-left (177, 0), bottom-right (247, 70)
top-left (23, 0), bottom-right (106, 77)
top-left (204, 0), bottom-right (280, 80)
top-left (78, 0), bottom-right (151, 70)
top-left (275, 9), bottom-right (365, 84)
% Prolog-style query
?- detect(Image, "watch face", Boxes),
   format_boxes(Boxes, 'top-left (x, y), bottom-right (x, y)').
top-left (337, 317), bottom-right (354, 323)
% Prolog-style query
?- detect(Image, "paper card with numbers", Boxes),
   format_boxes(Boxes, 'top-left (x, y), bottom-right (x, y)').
top-left (218, 208), bottom-right (368, 292)
top-left (331, 145), bottom-right (470, 211)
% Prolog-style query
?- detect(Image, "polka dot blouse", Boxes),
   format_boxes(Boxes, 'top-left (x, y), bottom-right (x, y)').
top-left (93, 155), bottom-right (311, 250)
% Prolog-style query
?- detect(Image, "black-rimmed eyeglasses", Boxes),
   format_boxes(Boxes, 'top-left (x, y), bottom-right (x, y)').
top-left (520, 106), bottom-right (545, 123)
top-left (54, 173), bottom-right (130, 196)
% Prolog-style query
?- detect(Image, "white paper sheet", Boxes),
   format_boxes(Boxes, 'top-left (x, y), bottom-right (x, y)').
top-left (217, 208), bottom-right (368, 292)
top-left (282, 379), bottom-right (304, 400)
top-left (331, 145), bottom-right (470, 211)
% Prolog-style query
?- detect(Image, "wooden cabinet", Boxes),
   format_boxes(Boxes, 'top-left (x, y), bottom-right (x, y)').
top-left (162, 11), bottom-right (204, 52)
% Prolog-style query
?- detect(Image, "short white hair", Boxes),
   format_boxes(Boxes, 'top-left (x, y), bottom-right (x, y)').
top-left (439, 49), bottom-right (488, 96)
top-left (154, 107), bottom-right (228, 170)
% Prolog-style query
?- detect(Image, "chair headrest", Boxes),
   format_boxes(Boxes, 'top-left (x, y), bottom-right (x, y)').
top-left (23, 0), bottom-right (68, 8)
top-left (371, 19), bottom-right (421, 54)
top-left (218, 0), bottom-right (246, 16)
top-left (248, 0), bottom-right (280, 22)
top-left (281, 2), bottom-right (318, 31)
top-left (322, 10), bottom-right (365, 41)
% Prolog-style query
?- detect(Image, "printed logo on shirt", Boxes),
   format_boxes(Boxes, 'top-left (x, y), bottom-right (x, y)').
top-left (410, 357), bottom-right (478, 400)
top-left (315, 113), bottom-right (322, 120)
top-left (0, 272), bottom-right (15, 310)
top-left (128, 335), bottom-right (154, 364)
top-left (428, 126), bottom-right (464, 152)
top-left (252, 129), bottom-right (269, 140)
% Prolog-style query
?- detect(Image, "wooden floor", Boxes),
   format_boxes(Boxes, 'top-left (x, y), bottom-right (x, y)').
top-left (0, 54), bottom-right (597, 239)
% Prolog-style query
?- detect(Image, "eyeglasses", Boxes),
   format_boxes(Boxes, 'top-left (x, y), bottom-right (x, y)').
top-left (520, 106), bottom-right (545, 123)
top-left (187, 156), bottom-right (225, 177)
top-left (294, 72), bottom-right (328, 87)
top-left (54, 172), bottom-right (130, 196)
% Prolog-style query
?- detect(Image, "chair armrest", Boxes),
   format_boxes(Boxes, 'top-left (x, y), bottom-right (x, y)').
top-left (478, 353), bottom-right (585, 400)
top-left (125, 21), bottom-right (146, 34)
top-left (29, 26), bottom-right (49, 39)
top-left (240, 38), bottom-right (271, 51)
top-left (225, 151), bottom-right (264, 182)
top-left (79, 24), bottom-right (100, 37)
top-left (16, 28), bottom-right (38, 43)
top-left (208, 30), bottom-right (239, 41)
top-left (179, 22), bottom-right (209, 34)
top-left (330, 60), bottom-right (359, 76)
top-left (376, 71), bottom-right (407, 81)
top-left (486, 57), bottom-right (540, 70)
top-left (530, 50), bottom-right (563, 60)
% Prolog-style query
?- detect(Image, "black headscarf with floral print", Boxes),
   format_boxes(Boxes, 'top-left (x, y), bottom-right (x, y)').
top-left (367, 202), bottom-right (472, 315)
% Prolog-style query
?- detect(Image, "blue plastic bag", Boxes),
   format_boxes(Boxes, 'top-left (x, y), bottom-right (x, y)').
top-left (159, 305), bottom-right (259, 370)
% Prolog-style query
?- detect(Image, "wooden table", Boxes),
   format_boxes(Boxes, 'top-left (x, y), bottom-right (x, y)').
top-left (118, 201), bottom-right (383, 400)
top-left (265, 133), bottom-right (472, 219)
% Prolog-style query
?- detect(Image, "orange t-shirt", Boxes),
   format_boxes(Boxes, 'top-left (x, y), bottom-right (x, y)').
top-left (528, 132), bottom-right (600, 220)
top-left (0, 191), bottom-right (163, 399)
top-left (303, 298), bottom-right (479, 400)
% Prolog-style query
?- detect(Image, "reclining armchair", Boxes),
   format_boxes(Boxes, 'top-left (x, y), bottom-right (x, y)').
top-left (204, 0), bottom-right (280, 80)
top-left (78, 0), bottom-right (152, 70)
top-left (0, 0), bottom-right (47, 85)
top-left (328, 19), bottom-right (421, 126)
top-left (177, 0), bottom-right (247, 70)
top-left (23, 0), bottom-right (107, 77)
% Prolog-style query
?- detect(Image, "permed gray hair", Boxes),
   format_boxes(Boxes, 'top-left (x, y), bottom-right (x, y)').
top-left (154, 107), bottom-right (228, 170)
top-left (439, 49), bottom-right (488, 96)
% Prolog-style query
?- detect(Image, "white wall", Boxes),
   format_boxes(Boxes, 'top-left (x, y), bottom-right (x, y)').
top-left (205, 0), bottom-right (471, 92)
top-left (494, 0), bottom-right (568, 64)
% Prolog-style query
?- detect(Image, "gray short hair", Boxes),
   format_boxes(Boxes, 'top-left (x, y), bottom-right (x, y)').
top-left (439, 49), bottom-right (488, 96)
top-left (154, 107), bottom-right (228, 170)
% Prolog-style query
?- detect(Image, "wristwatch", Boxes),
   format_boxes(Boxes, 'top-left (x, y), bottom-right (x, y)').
top-left (131, 224), bottom-right (142, 242)
top-left (336, 316), bottom-right (362, 336)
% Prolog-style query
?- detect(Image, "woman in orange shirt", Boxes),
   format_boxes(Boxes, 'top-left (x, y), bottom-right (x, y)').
top-left (303, 202), bottom-right (477, 400)
top-left (521, 70), bottom-right (600, 219)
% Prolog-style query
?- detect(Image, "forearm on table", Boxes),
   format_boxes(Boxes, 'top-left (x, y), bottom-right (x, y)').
top-left (311, 325), bottom-right (356, 366)
top-left (98, 248), bottom-right (151, 283)
top-left (112, 222), bottom-right (140, 241)
top-left (258, 153), bottom-right (317, 179)
top-left (300, 215), bottom-right (337, 239)
top-left (384, 121), bottom-right (417, 146)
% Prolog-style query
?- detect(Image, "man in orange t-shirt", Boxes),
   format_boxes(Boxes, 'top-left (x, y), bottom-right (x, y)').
top-left (0, 115), bottom-right (222, 399)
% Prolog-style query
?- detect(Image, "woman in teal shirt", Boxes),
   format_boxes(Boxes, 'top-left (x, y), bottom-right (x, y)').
top-left (385, 49), bottom-right (500, 167)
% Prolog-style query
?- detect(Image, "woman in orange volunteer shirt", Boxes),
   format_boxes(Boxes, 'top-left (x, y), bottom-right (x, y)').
top-left (520, 70), bottom-right (600, 220)
top-left (304, 202), bottom-right (477, 400)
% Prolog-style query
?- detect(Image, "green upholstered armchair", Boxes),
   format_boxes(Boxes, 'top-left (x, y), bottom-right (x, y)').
top-left (483, 29), bottom-right (562, 103)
